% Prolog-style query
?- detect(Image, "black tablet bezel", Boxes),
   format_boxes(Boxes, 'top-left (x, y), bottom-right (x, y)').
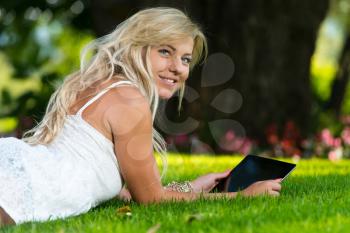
top-left (213, 155), bottom-right (296, 192)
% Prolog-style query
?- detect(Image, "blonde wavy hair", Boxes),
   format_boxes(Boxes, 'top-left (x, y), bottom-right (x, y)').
top-left (23, 7), bottom-right (207, 176)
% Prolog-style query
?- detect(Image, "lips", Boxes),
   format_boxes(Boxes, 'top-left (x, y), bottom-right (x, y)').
top-left (158, 75), bottom-right (178, 86)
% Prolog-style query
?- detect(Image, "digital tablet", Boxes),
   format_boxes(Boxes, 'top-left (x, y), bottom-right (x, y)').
top-left (213, 155), bottom-right (296, 192)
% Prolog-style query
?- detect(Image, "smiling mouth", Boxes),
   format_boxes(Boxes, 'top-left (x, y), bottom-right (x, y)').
top-left (159, 76), bottom-right (178, 85)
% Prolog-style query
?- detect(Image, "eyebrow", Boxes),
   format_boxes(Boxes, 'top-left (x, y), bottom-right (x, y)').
top-left (161, 44), bottom-right (193, 56)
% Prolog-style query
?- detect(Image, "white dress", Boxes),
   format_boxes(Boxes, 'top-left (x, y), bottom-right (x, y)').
top-left (0, 80), bottom-right (134, 224)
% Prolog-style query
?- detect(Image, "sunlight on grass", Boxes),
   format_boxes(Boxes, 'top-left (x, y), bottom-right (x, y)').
top-left (161, 154), bottom-right (350, 181)
top-left (3, 154), bottom-right (350, 233)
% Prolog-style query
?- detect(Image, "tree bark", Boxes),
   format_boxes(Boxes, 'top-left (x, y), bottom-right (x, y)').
top-left (326, 35), bottom-right (350, 116)
top-left (87, 0), bottom-right (330, 149)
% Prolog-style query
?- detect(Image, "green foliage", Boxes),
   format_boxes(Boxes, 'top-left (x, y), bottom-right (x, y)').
top-left (341, 84), bottom-right (350, 114)
top-left (310, 59), bottom-right (337, 102)
top-left (311, 0), bottom-right (350, 117)
top-left (310, 15), bottom-right (343, 103)
top-left (0, 10), bottom-right (94, 134)
top-left (2, 155), bottom-right (350, 233)
top-left (0, 117), bottom-right (17, 133)
top-left (317, 111), bottom-right (343, 134)
top-left (310, 12), bottom-right (350, 138)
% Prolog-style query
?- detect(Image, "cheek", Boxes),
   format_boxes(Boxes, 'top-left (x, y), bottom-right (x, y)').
top-left (149, 53), bottom-right (167, 73)
top-left (182, 69), bottom-right (190, 81)
top-left (153, 61), bottom-right (168, 73)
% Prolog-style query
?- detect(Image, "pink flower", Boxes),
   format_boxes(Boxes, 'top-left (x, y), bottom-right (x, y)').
top-left (174, 134), bottom-right (189, 145)
top-left (219, 130), bottom-right (253, 154)
top-left (341, 127), bottom-right (350, 145)
top-left (190, 135), bottom-right (214, 154)
top-left (265, 123), bottom-right (279, 145)
top-left (220, 136), bottom-right (243, 152)
top-left (225, 130), bottom-right (236, 141)
top-left (320, 129), bottom-right (334, 147)
top-left (333, 137), bottom-right (342, 148)
top-left (292, 154), bottom-right (301, 163)
top-left (328, 147), bottom-right (343, 161)
top-left (238, 139), bottom-right (253, 154)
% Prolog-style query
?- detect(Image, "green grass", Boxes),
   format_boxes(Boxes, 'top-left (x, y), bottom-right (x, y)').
top-left (2, 155), bottom-right (350, 233)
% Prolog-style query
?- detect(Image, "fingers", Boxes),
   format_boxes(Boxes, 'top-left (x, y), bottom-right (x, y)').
top-left (209, 182), bottom-right (219, 191)
top-left (270, 181), bottom-right (282, 192)
top-left (268, 190), bottom-right (280, 196)
top-left (214, 170), bottom-right (231, 179)
top-left (117, 187), bottom-right (132, 201)
top-left (242, 179), bottom-right (282, 197)
top-left (257, 180), bottom-right (281, 196)
top-left (265, 180), bottom-right (281, 196)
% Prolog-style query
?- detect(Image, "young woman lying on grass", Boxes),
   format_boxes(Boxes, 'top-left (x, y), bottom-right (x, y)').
top-left (0, 7), bottom-right (282, 226)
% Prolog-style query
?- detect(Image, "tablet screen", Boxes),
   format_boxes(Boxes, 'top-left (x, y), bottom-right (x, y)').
top-left (214, 155), bottom-right (296, 192)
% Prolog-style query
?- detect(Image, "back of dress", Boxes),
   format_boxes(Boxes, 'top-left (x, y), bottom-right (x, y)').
top-left (0, 80), bottom-right (134, 224)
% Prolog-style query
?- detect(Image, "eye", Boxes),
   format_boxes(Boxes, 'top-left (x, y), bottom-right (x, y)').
top-left (182, 57), bottom-right (192, 65)
top-left (158, 49), bottom-right (170, 56)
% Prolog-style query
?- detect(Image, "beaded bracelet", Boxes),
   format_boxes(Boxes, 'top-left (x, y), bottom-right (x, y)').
top-left (165, 181), bottom-right (194, 193)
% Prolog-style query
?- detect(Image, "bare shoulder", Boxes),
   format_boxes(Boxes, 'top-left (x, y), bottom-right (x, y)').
top-left (104, 85), bottom-right (151, 115)
top-left (107, 84), bottom-right (147, 104)
top-left (103, 85), bottom-right (152, 139)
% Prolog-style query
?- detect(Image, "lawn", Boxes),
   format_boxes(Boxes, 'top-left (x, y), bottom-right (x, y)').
top-left (2, 154), bottom-right (350, 233)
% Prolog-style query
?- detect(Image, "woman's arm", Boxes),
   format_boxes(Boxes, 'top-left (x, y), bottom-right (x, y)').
top-left (116, 174), bottom-right (282, 202)
top-left (105, 87), bottom-right (281, 203)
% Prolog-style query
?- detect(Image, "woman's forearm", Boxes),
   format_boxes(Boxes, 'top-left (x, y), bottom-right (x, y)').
top-left (135, 189), bottom-right (237, 204)
top-left (162, 189), bottom-right (237, 201)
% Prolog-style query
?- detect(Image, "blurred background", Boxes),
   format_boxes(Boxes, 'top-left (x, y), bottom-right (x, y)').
top-left (0, 0), bottom-right (350, 159)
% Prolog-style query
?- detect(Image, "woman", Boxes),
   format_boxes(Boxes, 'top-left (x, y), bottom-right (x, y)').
top-left (0, 7), bottom-right (282, 226)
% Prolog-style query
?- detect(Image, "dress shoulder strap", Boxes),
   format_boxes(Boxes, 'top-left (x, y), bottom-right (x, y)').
top-left (76, 80), bottom-right (134, 116)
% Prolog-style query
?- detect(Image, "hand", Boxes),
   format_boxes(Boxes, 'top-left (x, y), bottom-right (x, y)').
top-left (190, 170), bottom-right (231, 193)
top-left (241, 179), bottom-right (282, 197)
top-left (115, 186), bottom-right (132, 202)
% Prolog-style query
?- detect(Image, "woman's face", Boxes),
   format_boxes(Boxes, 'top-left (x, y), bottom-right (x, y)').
top-left (149, 37), bottom-right (194, 99)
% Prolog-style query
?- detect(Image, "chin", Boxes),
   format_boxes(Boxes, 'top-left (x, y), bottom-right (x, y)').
top-left (158, 89), bottom-right (176, 100)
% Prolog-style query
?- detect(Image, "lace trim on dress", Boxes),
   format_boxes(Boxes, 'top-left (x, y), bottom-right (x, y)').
top-left (0, 138), bottom-right (34, 223)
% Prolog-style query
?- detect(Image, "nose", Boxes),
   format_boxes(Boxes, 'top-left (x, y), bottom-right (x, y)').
top-left (169, 57), bottom-right (183, 75)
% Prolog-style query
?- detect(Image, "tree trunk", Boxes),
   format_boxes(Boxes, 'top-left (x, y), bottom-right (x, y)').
top-left (87, 0), bottom-right (330, 150)
top-left (326, 35), bottom-right (350, 116)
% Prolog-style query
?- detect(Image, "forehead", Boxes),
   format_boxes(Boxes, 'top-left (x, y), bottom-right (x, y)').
top-left (161, 37), bottom-right (194, 54)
